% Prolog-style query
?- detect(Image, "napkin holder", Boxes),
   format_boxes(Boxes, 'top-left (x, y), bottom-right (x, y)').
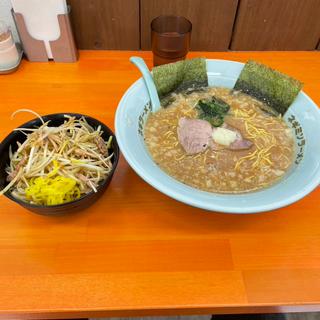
top-left (12, 7), bottom-right (78, 62)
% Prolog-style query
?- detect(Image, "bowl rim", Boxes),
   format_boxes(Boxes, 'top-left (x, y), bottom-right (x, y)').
top-left (115, 58), bottom-right (320, 213)
top-left (0, 112), bottom-right (119, 209)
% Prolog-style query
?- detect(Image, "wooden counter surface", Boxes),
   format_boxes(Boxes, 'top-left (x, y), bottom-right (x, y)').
top-left (0, 51), bottom-right (319, 319)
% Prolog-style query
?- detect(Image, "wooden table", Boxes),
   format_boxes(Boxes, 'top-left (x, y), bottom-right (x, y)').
top-left (0, 51), bottom-right (320, 320)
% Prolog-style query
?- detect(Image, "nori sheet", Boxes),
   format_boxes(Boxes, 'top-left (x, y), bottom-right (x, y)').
top-left (152, 58), bottom-right (208, 104)
top-left (234, 60), bottom-right (303, 115)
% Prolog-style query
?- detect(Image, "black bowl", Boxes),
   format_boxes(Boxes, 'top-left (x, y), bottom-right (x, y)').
top-left (0, 113), bottom-right (119, 215)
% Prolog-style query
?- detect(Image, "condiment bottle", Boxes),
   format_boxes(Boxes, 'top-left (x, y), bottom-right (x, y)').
top-left (0, 20), bottom-right (19, 69)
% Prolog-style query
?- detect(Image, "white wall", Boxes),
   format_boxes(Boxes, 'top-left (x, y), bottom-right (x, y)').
top-left (0, 0), bottom-right (19, 41)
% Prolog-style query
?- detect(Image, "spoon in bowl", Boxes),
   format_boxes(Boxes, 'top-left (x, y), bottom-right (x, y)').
top-left (130, 56), bottom-right (161, 113)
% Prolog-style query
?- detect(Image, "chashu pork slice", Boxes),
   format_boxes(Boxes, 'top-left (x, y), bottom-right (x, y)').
top-left (177, 117), bottom-right (213, 155)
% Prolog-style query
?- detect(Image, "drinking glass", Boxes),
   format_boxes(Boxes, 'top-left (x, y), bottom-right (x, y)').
top-left (151, 15), bottom-right (192, 66)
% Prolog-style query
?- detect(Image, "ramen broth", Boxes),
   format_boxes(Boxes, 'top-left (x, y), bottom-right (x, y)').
top-left (144, 87), bottom-right (295, 193)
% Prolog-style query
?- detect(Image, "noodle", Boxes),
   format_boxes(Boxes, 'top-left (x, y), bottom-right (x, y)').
top-left (144, 87), bottom-right (294, 194)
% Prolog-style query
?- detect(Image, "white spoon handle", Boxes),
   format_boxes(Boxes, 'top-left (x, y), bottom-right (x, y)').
top-left (130, 56), bottom-right (161, 113)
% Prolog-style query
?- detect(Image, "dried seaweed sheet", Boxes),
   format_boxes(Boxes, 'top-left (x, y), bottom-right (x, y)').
top-left (152, 58), bottom-right (208, 104)
top-left (234, 60), bottom-right (303, 115)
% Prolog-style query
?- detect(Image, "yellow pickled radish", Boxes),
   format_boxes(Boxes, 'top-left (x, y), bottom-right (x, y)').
top-left (25, 175), bottom-right (81, 206)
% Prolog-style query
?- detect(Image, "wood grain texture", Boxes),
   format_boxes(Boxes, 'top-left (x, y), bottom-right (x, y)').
top-left (244, 269), bottom-right (320, 304)
top-left (231, 0), bottom-right (320, 50)
top-left (0, 51), bottom-right (320, 319)
top-left (68, 0), bottom-right (139, 49)
top-left (140, 0), bottom-right (238, 51)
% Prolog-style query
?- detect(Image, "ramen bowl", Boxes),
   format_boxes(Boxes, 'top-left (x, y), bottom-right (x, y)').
top-left (115, 59), bottom-right (320, 213)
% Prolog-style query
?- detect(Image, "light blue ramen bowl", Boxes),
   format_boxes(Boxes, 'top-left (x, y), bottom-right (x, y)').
top-left (115, 59), bottom-right (320, 213)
